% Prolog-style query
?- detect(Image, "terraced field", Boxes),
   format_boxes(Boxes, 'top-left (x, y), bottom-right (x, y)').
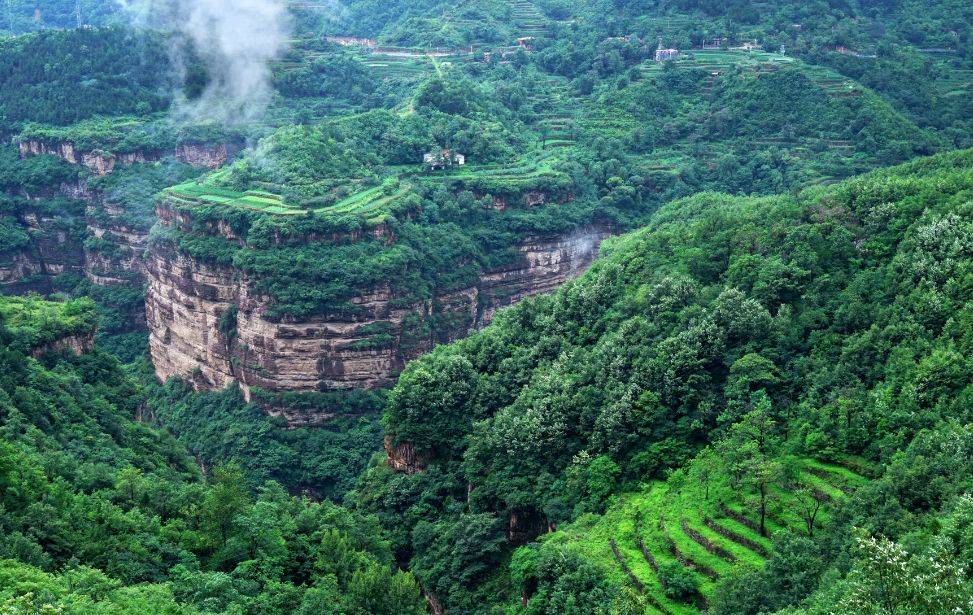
top-left (508, 0), bottom-right (549, 38)
top-left (326, 183), bottom-right (413, 221)
top-left (636, 48), bottom-right (796, 81)
top-left (165, 177), bottom-right (414, 224)
top-left (936, 62), bottom-right (973, 99)
top-left (277, 38), bottom-right (466, 84)
top-left (528, 76), bottom-right (581, 151)
top-left (416, 151), bottom-right (570, 193)
top-left (801, 63), bottom-right (865, 98)
top-left (165, 181), bottom-right (305, 215)
top-left (164, 142), bottom-right (573, 224)
top-left (579, 50), bottom-right (796, 142)
top-left (540, 458), bottom-right (868, 614)
top-left (365, 53), bottom-right (436, 80)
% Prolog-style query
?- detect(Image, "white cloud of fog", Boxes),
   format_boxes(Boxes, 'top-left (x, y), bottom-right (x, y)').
top-left (118, 0), bottom-right (291, 124)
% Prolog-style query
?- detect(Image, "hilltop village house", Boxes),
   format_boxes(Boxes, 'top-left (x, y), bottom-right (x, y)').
top-left (655, 47), bottom-right (679, 62)
top-left (424, 149), bottom-right (466, 170)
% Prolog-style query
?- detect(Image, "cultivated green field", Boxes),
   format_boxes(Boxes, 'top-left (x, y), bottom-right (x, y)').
top-left (541, 458), bottom-right (869, 615)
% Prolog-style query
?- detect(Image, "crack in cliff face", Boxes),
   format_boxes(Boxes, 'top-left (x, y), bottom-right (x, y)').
top-left (146, 214), bottom-right (612, 425)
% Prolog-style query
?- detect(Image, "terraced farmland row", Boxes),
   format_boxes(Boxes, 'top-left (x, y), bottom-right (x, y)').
top-left (524, 76), bottom-right (583, 152)
top-left (509, 0), bottom-right (549, 37)
top-left (165, 149), bottom-right (570, 220)
top-left (636, 49), bottom-right (796, 82)
top-left (541, 458), bottom-right (868, 614)
top-left (164, 175), bottom-right (415, 224)
top-left (938, 66), bottom-right (973, 98)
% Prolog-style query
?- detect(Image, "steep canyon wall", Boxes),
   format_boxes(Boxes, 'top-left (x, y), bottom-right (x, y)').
top-left (146, 205), bottom-right (610, 425)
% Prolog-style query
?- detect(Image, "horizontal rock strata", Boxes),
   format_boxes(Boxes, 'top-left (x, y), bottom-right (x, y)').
top-left (18, 139), bottom-right (240, 176)
top-left (146, 210), bottom-right (610, 422)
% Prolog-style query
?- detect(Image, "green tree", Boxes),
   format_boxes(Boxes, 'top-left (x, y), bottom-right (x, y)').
top-left (200, 465), bottom-right (249, 554)
top-left (719, 392), bottom-right (784, 537)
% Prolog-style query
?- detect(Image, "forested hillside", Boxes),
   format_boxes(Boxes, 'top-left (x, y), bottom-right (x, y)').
top-left (360, 148), bottom-right (973, 612)
top-left (0, 0), bottom-right (971, 613)
top-left (0, 296), bottom-right (424, 613)
top-left (0, 0), bottom-right (119, 34)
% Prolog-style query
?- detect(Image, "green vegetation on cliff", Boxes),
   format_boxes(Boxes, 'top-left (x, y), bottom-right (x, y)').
top-left (0, 28), bottom-right (173, 130)
top-left (1, 2), bottom-right (972, 613)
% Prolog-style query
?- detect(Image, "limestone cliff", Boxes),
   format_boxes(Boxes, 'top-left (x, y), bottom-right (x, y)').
top-left (18, 139), bottom-right (239, 176)
top-left (146, 208), bottom-right (610, 422)
top-left (384, 437), bottom-right (429, 474)
top-left (31, 332), bottom-right (95, 358)
top-left (0, 189), bottom-right (154, 298)
top-left (83, 202), bottom-right (151, 286)
top-left (3, 145), bottom-right (234, 303)
top-left (0, 208), bottom-right (85, 293)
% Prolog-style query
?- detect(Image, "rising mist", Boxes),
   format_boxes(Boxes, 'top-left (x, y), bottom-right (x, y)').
top-left (119, 0), bottom-right (292, 123)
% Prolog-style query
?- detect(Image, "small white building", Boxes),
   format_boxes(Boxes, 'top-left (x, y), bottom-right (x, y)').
top-left (424, 149), bottom-right (466, 170)
top-left (655, 48), bottom-right (679, 62)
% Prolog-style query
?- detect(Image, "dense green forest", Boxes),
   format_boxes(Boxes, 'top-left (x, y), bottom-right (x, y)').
top-left (0, 0), bottom-right (971, 612)
top-left (362, 148), bottom-right (973, 612)
top-left (0, 28), bottom-right (174, 129)
top-left (0, 296), bottom-right (425, 613)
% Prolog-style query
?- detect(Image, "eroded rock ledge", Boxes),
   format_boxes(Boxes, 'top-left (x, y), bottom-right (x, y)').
top-left (18, 139), bottom-right (240, 176)
top-left (31, 332), bottom-right (95, 358)
top-left (146, 212), bottom-right (610, 422)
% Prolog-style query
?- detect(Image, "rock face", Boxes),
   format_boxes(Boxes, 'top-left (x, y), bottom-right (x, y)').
top-left (18, 140), bottom-right (80, 164)
top-left (18, 140), bottom-right (164, 176)
top-left (3, 142), bottom-right (235, 302)
top-left (384, 437), bottom-right (429, 474)
top-left (0, 190), bottom-right (155, 298)
top-left (479, 229), bottom-right (609, 323)
top-left (83, 202), bottom-right (151, 286)
top-left (18, 139), bottom-right (239, 176)
top-left (31, 332), bottom-right (95, 358)
top-left (146, 207), bottom-right (610, 422)
top-left (0, 209), bottom-right (86, 293)
top-left (175, 142), bottom-right (239, 169)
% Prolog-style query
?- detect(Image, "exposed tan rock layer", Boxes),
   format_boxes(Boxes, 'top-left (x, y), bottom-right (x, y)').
top-left (146, 207), bottom-right (611, 417)
top-left (18, 139), bottom-right (239, 176)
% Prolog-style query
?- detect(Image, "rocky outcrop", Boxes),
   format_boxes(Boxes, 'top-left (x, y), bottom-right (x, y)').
top-left (146, 210), bottom-right (610, 423)
top-left (176, 142), bottom-right (240, 169)
top-left (0, 192), bottom-right (146, 344)
top-left (18, 140), bottom-right (80, 164)
top-left (479, 228), bottom-right (610, 323)
top-left (0, 210), bottom-right (86, 293)
top-left (83, 150), bottom-right (161, 176)
top-left (31, 332), bottom-right (95, 358)
top-left (4, 140), bottom-right (237, 301)
top-left (28, 212), bottom-right (85, 274)
top-left (18, 140), bottom-right (164, 176)
top-left (0, 253), bottom-right (46, 290)
top-left (0, 191), bottom-right (154, 297)
top-left (508, 509), bottom-right (550, 545)
top-left (18, 139), bottom-right (239, 176)
top-left (83, 202), bottom-right (151, 286)
top-left (145, 242), bottom-right (480, 400)
top-left (384, 437), bottom-right (429, 474)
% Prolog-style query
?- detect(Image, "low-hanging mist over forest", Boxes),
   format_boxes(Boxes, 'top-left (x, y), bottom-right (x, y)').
top-left (117, 0), bottom-right (294, 122)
